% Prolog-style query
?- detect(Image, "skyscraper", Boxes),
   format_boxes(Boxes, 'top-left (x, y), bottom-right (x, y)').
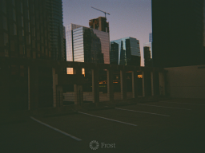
top-left (89, 16), bottom-right (109, 33)
top-left (144, 46), bottom-right (152, 67)
top-left (65, 23), bottom-right (110, 64)
top-left (110, 37), bottom-right (141, 66)
top-left (152, 0), bottom-right (205, 67)
top-left (0, 0), bottom-right (64, 60)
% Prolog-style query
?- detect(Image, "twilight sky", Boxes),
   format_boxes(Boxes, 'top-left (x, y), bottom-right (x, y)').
top-left (62, 0), bottom-right (152, 66)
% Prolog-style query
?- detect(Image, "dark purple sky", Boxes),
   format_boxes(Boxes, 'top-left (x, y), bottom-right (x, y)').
top-left (62, 0), bottom-right (152, 66)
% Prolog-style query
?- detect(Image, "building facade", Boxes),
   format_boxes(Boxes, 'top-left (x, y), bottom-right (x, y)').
top-left (110, 37), bottom-right (140, 66)
top-left (144, 46), bottom-right (152, 67)
top-left (89, 16), bottom-right (109, 33)
top-left (152, 0), bottom-right (205, 67)
top-left (65, 23), bottom-right (110, 64)
top-left (0, 0), bottom-right (64, 60)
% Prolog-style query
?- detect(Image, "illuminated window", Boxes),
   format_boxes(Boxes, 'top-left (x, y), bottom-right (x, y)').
top-left (67, 67), bottom-right (73, 74)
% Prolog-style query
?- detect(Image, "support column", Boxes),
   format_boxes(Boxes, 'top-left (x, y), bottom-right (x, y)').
top-left (28, 66), bottom-right (30, 110)
top-left (74, 67), bottom-right (83, 105)
top-left (107, 68), bottom-right (114, 102)
top-left (142, 71), bottom-right (145, 97)
top-left (132, 70), bottom-right (138, 98)
top-left (151, 71), bottom-right (154, 96)
top-left (159, 71), bottom-right (166, 96)
top-left (56, 85), bottom-right (63, 107)
top-left (92, 68), bottom-right (99, 105)
top-left (120, 68), bottom-right (127, 100)
top-left (52, 68), bottom-right (58, 107)
top-left (30, 66), bottom-right (39, 110)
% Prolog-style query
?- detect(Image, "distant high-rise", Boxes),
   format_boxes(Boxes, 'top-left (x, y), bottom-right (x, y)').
top-left (149, 33), bottom-right (152, 43)
top-left (152, 0), bottom-right (205, 67)
top-left (144, 46), bottom-right (152, 67)
top-left (65, 23), bottom-right (110, 64)
top-left (0, 0), bottom-right (64, 60)
top-left (110, 37), bottom-right (140, 66)
top-left (89, 17), bottom-right (109, 33)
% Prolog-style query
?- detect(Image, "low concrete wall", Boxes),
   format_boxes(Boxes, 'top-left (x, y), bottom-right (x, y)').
top-left (63, 92), bottom-right (133, 102)
top-left (165, 65), bottom-right (205, 99)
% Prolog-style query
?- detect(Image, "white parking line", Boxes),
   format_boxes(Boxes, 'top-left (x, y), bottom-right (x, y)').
top-left (115, 107), bottom-right (170, 117)
top-left (78, 111), bottom-right (138, 127)
top-left (30, 116), bottom-right (82, 141)
top-left (137, 104), bottom-right (191, 110)
top-left (160, 101), bottom-right (205, 106)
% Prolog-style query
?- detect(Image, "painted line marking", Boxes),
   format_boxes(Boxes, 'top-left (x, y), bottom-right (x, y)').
top-left (137, 104), bottom-right (191, 110)
top-left (30, 116), bottom-right (82, 141)
top-left (115, 107), bottom-right (170, 117)
top-left (78, 111), bottom-right (137, 127)
top-left (160, 101), bottom-right (205, 106)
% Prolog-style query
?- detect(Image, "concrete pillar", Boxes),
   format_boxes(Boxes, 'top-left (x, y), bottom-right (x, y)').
top-left (107, 68), bottom-right (114, 102)
top-left (120, 69), bottom-right (127, 100)
top-left (151, 71), bottom-right (154, 96)
top-left (28, 67), bottom-right (31, 110)
top-left (132, 70), bottom-right (138, 98)
top-left (30, 66), bottom-right (39, 110)
top-left (56, 85), bottom-right (63, 107)
top-left (142, 71), bottom-right (145, 97)
top-left (159, 72), bottom-right (166, 96)
top-left (52, 68), bottom-right (58, 107)
top-left (0, 65), bottom-right (10, 112)
top-left (92, 68), bottom-right (99, 105)
top-left (74, 67), bottom-right (83, 105)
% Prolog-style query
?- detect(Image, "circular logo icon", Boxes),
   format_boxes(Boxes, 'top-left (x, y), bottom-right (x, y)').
top-left (89, 140), bottom-right (100, 150)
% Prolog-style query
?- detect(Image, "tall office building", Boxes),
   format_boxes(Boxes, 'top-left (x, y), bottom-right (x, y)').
top-left (0, 0), bottom-right (64, 60)
top-left (144, 46), bottom-right (152, 67)
top-left (110, 37), bottom-right (141, 66)
top-left (65, 23), bottom-right (110, 64)
top-left (89, 16), bottom-right (109, 33)
top-left (152, 0), bottom-right (205, 67)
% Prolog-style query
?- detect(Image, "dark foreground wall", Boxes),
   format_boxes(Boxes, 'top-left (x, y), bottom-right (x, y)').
top-left (165, 65), bottom-right (205, 99)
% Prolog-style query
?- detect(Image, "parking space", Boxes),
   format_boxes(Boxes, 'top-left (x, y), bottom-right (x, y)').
top-left (1, 98), bottom-right (205, 152)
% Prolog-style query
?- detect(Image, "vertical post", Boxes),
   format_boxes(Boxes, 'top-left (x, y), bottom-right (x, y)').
top-left (30, 66), bottom-right (39, 110)
top-left (74, 67), bottom-right (83, 106)
top-left (28, 66), bottom-right (30, 110)
top-left (107, 68), bottom-right (114, 102)
top-left (120, 68), bottom-right (127, 100)
top-left (159, 71), bottom-right (165, 96)
top-left (92, 68), bottom-right (99, 105)
top-left (151, 71), bottom-right (154, 96)
top-left (52, 68), bottom-right (58, 107)
top-left (56, 85), bottom-right (63, 107)
top-left (142, 71), bottom-right (145, 97)
top-left (132, 70), bottom-right (138, 98)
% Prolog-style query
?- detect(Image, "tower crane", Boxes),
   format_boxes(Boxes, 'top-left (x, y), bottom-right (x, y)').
top-left (91, 7), bottom-right (110, 20)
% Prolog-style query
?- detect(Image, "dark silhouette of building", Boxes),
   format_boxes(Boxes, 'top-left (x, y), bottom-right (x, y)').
top-left (152, 0), bottom-right (205, 67)
top-left (89, 16), bottom-right (109, 33)
top-left (0, 0), bottom-right (64, 60)
top-left (110, 42), bottom-right (119, 64)
top-left (110, 37), bottom-right (141, 66)
top-left (144, 46), bottom-right (152, 67)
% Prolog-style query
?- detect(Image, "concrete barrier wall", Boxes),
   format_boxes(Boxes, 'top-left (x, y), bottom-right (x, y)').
top-left (63, 92), bottom-right (133, 102)
top-left (165, 65), bottom-right (205, 99)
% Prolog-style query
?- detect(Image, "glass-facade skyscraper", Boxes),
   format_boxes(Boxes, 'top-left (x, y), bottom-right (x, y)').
top-left (0, 0), bottom-right (64, 60)
top-left (110, 37), bottom-right (140, 66)
top-left (65, 23), bottom-right (110, 64)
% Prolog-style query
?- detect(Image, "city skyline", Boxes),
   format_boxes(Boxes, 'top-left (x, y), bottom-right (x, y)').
top-left (62, 0), bottom-right (152, 66)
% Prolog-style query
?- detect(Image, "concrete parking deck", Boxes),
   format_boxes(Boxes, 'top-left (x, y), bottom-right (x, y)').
top-left (0, 98), bottom-right (205, 153)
